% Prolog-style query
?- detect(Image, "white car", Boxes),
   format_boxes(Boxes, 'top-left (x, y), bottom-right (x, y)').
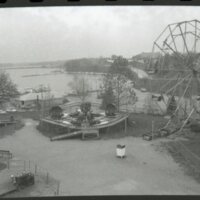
top-left (6, 108), bottom-right (16, 112)
top-left (141, 88), bottom-right (147, 92)
top-left (0, 110), bottom-right (6, 114)
top-left (8, 108), bottom-right (17, 112)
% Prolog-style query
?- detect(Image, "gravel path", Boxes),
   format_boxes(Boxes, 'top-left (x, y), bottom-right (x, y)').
top-left (0, 119), bottom-right (200, 196)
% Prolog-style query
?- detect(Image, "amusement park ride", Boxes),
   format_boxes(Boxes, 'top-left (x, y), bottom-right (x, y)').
top-left (148, 19), bottom-right (200, 135)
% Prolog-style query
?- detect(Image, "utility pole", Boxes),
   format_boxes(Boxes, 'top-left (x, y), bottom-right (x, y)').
top-left (40, 84), bottom-right (44, 118)
top-left (83, 77), bottom-right (85, 103)
top-left (117, 82), bottom-right (119, 112)
top-left (152, 120), bottom-right (154, 140)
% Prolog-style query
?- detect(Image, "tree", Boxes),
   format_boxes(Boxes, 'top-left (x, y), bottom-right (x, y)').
top-left (0, 71), bottom-right (19, 106)
top-left (68, 75), bottom-right (90, 102)
top-left (111, 56), bottom-right (129, 68)
top-left (109, 56), bottom-right (135, 80)
top-left (112, 74), bottom-right (136, 111)
top-left (80, 101), bottom-right (91, 115)
top-left (101, 56), bottom-right (137, 111)
top-left (49, 106), bottom-right (63, 120)
top-left (101, 83), bottom-right (115, 109)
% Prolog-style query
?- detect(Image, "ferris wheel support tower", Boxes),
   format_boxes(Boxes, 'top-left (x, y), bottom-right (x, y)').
top-left (148, 19), bottom-right (200, 134)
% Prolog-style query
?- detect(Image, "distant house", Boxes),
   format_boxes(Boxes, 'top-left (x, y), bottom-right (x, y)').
top-left (131, 52), bottom-right (161, 70)
top-left (106, 59), bottom-right (114, 64)
top-left (133, 52), bottom-right (161, 60)
top-left (129, 60), bottom-right (145, 69)
top-left (15, 92), bottom-right (64, 109)
top-left (16, 93), bottom-right (40, 108)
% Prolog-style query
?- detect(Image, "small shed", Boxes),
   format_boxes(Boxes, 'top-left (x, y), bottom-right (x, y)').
top-left (16, 93), bottom-right (41, 108)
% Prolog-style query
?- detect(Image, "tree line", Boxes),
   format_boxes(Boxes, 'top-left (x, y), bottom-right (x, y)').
top-left (64, 57), bottom-right (110, 73)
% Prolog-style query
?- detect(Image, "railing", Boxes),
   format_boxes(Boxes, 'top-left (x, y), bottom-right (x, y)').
top-left (0, 156), bottom-right (60, 197)
top-left (61, 102), bottom-right (102, 113)
top-left (0, 150), bottom-right (12, 159)
top-left (61, 100), bottom-right (164, 116)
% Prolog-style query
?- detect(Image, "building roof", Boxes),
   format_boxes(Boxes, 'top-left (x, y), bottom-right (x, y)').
top-left (19, 91), bottom-right (64, 101)
top-left (19, 93), bottom-right (42, 101)
top-left (133, 52), bottom-right (161, 59)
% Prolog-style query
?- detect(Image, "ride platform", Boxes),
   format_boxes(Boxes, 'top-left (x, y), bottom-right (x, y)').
top-left (41, 112), bottom-right (129, 141)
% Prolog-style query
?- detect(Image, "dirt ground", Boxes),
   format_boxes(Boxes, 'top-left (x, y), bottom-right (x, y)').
top-left (0, 119), bottom-right (200, 196)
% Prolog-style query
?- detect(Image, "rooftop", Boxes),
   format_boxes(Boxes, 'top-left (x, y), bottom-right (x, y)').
top-left (19, 92), bottom-right (64, 101)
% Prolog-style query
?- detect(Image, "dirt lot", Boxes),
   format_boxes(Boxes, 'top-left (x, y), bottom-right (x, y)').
top-left (0, 119), bottom-right (200, 196)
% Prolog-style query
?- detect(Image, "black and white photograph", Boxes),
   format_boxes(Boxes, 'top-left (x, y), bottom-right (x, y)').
top-left (0, 5), bottom-right (200, 197)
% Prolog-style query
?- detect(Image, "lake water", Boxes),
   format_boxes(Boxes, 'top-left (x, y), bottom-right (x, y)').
top-left (5, 68), bottom-right (103, 98)
top-left (5, 67), bottom-right (149, 98)
top-left (4, 67), bottom-right (157, 113)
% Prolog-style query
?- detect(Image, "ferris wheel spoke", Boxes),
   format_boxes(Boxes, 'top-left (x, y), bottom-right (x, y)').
top-left (188, 21), bottom-right (200, 32)
top-left (162, 75), bottom-right (192, 129)
top-left (178, 24), bottom-right (190, 54)
top-left (154, 42), bottom-right (168, 55)
top-left (163, 41), bottom-right (180, 57)
top-left (147, 19), bottom-right (200, 129)
top-left (159, 74), bottom-right (179, 94)
top-left (165, 74), bottom-right (191, 95)
top-left (169, 25), bottom-right (179, 52)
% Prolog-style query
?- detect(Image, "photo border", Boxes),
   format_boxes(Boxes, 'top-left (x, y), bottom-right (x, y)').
top-left (0, 0), bottom-right (199, 8)
top-left (0, 1), bottom-right (200, 200)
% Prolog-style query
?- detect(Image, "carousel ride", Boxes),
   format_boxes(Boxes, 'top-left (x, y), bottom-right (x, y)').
top-left (145, 19), bottom-right (200, 139)
top-left (41, 102), bottom-right (129, 141)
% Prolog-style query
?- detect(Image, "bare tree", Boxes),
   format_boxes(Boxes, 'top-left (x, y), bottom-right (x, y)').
top-left (101, 73), bottom-right (136, 111)
top-left (101, 56), bottom-right (137, 111)
top-left (68, 75), bottom-right (90, 102)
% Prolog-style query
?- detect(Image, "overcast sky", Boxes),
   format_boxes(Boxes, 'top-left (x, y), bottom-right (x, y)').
top-left (0, 6), bottom-right (200, 63)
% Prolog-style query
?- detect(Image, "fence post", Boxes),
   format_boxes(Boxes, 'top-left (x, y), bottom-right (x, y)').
top-left (35, 164), bottom-right (37, 175)
top-left (57, 182), bottom-right (60, 196)
top-left (23, 160), bottom-right (26, 171)
top-left (29, 160), bottom-right (30, 171)
top-left (152, 120), bottom-right (154, 140)
top-left (46, 172), bottom-right (49, 184)
top-left (7, 158), bottom-right (10, 169)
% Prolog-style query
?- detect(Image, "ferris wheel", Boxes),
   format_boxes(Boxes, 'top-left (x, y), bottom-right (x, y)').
top-left (148, 19), bottom-right (200, 133)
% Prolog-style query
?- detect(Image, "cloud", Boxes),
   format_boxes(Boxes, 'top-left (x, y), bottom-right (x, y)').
top-left (0, 6), bottom-right (200, 63)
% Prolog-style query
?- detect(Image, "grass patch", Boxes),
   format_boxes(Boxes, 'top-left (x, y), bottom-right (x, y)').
top-left (127, 113), bottom-right (168, 137)
top-left (100, 113), bottom-right (167, 139)
top-left (164, 139), bottom-right (200, 183)
top-left (181, 134), bottom-right (200, 156)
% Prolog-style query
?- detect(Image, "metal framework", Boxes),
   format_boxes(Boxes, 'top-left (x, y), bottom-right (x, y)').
top-left (148, 19), bottom-right (200, 133)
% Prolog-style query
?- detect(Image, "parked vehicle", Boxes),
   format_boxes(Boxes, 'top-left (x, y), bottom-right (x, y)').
top-left (143, 128), bottom-right (172, 141)
top-left (140, 88), bottom-right (147, 92)
top-left (6, 108), bottom-right (17, 112)
top-left (0, 110), bottom-right (6, 114)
